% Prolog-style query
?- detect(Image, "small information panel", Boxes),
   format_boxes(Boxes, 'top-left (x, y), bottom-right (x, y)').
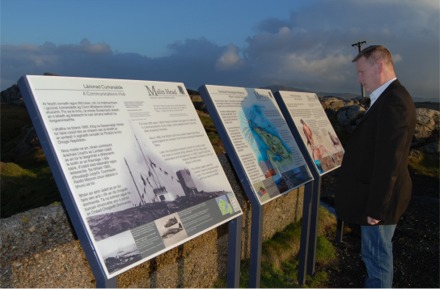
top-left (19, 75), bottom-right (242, 279)
top-left (199, 85), bottom-right (313, 205)
top-left (275, 91), bottom-right (344, 175)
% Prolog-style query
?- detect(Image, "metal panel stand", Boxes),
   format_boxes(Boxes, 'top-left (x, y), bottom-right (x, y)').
top-left (307, 175), bottom-right (321, 276)
top-left (298, 181), bottom-right (313, 285)
top-left (249, 204), bottom-right (263, 288)
top-left (336, 219), bottom-right (344, 243)
top-left (96, 276), bottom-right (117, 288)
top-left (298, 173), bottom-right (322, 284)
top-left (227, 215), bottom-right (243, 288)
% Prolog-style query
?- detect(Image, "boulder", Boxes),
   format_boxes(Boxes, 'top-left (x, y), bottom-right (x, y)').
top-left (413, 108), bottom-right (439, 156)
top-left (320, 97), bottom-right (352, 111)
top-left (0, 84), bottom-right (23, 105)
top-left (335, 104), bottom-right (367, 133)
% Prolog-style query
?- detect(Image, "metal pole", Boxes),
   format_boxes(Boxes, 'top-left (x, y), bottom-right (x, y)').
top-left (227, 215), bottom-right (243, 288)
top-left (298, 182), bottom-right (313, 285)
top-left (249, 204), bottom-right (263, 288)
top-left (306, 174), bottom-right (322, 276)
top-left (351, 41), bottom-right (366, 97)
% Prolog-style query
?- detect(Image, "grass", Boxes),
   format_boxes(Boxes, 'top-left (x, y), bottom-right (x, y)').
top-left (215, 207), bottom-right (338, 288)
top-left (0, 162), bottom-right (60, 218)
top-left (0, 104), bottom-right (31, 145)
top-left (409, 151), bottom-right (439, 178)
top-left (196, 110), bottom-right (225, 154)
top-left (1, 104), bottom-right (62, 217)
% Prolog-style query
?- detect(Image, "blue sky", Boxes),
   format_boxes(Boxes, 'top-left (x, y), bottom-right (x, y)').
top-left (1, 0), bottom-right (439, 101)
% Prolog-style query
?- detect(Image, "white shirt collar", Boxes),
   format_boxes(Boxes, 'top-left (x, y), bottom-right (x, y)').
top-left (369, 78), bottom-right (397, 108)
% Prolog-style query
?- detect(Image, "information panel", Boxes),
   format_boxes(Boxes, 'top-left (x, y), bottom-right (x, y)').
top-left (19, 75), bottom-right (242, 279)
top-left (275, 91), bottom-right (344, 175)
top-left (199, 85), bottom-right (313, 205)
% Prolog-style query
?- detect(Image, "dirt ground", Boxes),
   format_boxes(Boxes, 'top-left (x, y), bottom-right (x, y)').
top-left (320, 172), bottom-right (439, 288)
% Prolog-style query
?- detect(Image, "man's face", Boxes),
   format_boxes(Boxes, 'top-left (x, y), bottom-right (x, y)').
top-left (356, 56), bottom-right (379, 94)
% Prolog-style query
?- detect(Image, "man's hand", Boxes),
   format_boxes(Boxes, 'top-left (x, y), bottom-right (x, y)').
top-left (367, 216), bottom-right (381, 225)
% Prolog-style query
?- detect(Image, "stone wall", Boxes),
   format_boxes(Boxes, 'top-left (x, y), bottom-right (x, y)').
top-left (0, 154), bottom-right (304, 288)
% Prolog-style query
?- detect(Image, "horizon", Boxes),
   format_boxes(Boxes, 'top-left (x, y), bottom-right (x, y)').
top-left (3, 75), bottom-right (437, 104)
top-left (1, 0), bottom-right (439, 102)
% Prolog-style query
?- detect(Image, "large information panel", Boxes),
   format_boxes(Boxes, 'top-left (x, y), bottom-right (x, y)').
top-left (19, 75), bottom-right (242, 279)
top-left (275, 91), bottom-right (344, 175)
top-left (199, 85), bottom-right (313, 205)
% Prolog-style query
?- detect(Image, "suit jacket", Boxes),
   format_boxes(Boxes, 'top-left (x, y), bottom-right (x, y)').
top-left (335, 80), bottom-right (416, 225)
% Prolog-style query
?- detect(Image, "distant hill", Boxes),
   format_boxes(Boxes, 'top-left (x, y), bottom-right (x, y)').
top-left (262, 84), bottom-right (360, 100)
top-left (1, 79), bottom-right (438, 109)
top-left (414, 101), bottom-right (440, 111)
top-left (262, 84), bottom-right (439, 105)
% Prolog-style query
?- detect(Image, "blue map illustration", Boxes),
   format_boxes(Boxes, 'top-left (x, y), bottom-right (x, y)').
top-left (239, 104), bottom-right (293, 176)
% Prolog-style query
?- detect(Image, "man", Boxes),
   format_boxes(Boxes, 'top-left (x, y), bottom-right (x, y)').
top-left (335, 45), bottom-right (416, 287)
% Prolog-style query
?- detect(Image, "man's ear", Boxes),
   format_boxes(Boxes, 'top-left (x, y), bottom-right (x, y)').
top-left (376, 60), bottom-right (384, 74)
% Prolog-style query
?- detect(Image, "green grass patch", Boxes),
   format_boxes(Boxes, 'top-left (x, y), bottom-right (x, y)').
top-left (196, 111), bottom-right (225, 154)
top-left (216, 207), bottom-right (338, 288)
top-left (1, 104), bottom-right (62, 217)
top-left (1, 162), bottom-right (60, 218)
top-left (409, 151), bottom-right (439, 178)
top-left (0, 104), bottom-right (32, 146)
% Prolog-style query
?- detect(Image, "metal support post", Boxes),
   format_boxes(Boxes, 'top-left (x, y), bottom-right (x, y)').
top-left (298, 182), bottom-right (313, 285)
top-left (249, 204), bottom-right (263, 288)
top-left (227, 215), bottom-right (243, 288)
top-left (307, 175), bottom-right (322, 275)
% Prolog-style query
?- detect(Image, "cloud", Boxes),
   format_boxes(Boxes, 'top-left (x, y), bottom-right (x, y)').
top-left (0, 38), bottom-right (206, 88)
top-left (244, 0), bottom-right (439, 97)
top-left (216, 44), bottom-right (244, 71)
top-left (1, 0), bottom-right (438, 101)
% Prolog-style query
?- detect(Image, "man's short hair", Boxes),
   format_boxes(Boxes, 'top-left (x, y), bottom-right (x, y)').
top-left (352, 45), bottom-right (394, 67)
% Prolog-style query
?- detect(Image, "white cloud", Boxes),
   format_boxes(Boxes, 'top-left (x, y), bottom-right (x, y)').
top-left (79, 39), bottom-right (112, 54)
top-left (215, 45), bottom-right (244, 71)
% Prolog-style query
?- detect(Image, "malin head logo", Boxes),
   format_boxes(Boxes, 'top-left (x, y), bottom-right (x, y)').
top-left (145, 85), bottom-right (158, 96)
top-left (145, 85), bottom-right (179, 96)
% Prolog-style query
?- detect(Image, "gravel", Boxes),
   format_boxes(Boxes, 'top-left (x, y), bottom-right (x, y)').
top-left (321, 172), bottom-right (439, 288)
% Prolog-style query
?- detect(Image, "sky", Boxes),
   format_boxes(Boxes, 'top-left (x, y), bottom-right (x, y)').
top-left (1, 0), bottom-right (439, 101)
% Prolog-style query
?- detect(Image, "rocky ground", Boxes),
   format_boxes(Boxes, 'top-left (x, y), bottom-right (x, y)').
top-left (320, 171), bottom-right (439, 288)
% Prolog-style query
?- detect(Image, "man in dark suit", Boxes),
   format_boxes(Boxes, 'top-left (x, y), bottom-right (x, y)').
top-left (335, 45), bottom-right (416, 288)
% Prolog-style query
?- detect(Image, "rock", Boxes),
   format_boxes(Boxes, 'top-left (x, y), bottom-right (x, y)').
top-left (0, 84), bottom-right (23, 105)
top-left (414, 108), bottom-right (439, 139)
top-left (413, 108), bottom-right (439, 155)
top-left (336, 105), bottom-right (367, 133)
top-left (15, 126), bottom-right (40, 154)
top-left (320, 97), bottom-right (351, 111)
